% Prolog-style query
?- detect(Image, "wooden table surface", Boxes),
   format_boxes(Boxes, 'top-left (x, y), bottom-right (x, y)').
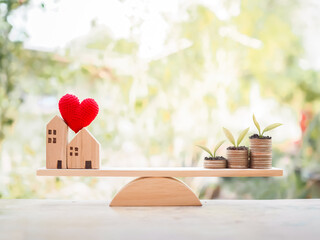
top-left (0, 199), bottom-right (319, 240)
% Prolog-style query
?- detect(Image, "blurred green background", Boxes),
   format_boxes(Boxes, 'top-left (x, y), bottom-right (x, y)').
top-left (1, 0), bottom-right (320, 200)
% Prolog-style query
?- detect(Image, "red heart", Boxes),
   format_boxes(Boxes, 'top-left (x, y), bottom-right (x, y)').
top-left (58, 94), bottom-right (99, 133)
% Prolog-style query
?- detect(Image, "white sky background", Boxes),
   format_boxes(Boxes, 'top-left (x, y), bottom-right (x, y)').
top-left (9, 0), bottom-right (188, 59)
top-left (9, 0), bottom-right (139, 50)
top-left (8, 0), bottom-right (244, 59)
top-left (8, 0), bottom-right (320, 68)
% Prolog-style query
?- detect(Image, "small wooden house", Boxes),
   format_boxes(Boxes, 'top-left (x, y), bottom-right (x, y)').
top-left (46, 115), bottom-right (68, 169)
top-left (67, 128), bottom-right (100, 169)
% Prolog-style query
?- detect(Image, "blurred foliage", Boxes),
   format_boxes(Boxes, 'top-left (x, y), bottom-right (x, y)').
top-left (1, 0), bottom-right (320, 200)
top-left (301, 113), bottom-right (320, 173)
top-left (0, 0), bottom-right (28, 143)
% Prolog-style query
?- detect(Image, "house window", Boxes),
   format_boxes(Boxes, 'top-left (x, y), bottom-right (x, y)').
top-left (53, 130), bottom-right (57, 135)
top-left (48, 138), bottom-right (52, 143)
top-left (72, 147), bottom-right (79, 156)
top-left (48, 129), bottom-right (52, 134)
top-left (53, 138), bottom-right (56, 143)
top-left (69, 146), bottom-right (79, 157)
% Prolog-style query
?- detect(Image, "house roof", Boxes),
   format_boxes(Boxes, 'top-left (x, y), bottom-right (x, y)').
top-left (47, 115), bottom-right (67, 127)
top-left (68, 128), bottom-right (99, 146)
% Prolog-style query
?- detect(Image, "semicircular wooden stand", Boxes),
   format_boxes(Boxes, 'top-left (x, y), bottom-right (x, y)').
top-left (37, 167), bottom-right (283, 207)
top-left (110, 177), bottom-right (202, 206)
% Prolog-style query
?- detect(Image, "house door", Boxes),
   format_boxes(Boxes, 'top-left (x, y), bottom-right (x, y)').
top-left (85, 161), bottom-right (92, 169)
top-left (57, 160), bottom-right (62, 169)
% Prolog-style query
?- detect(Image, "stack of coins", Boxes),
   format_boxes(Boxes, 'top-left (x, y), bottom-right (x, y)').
top-left (250, 138), bottom-right (272, 169)
top-left (204, 159), bottom-right (227, 169)
top-left (226, 149), bottom-right (248, 168)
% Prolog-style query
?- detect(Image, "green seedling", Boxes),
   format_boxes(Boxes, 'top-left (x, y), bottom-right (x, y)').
top-left (197, 140), bottom-right (225, 158)
top-left (223, 127), bottom-right (249, 147)
top-left (253, 114), bottom-right (282, 138)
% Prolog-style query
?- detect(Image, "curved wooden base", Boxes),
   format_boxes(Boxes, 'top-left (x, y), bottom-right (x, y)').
top-left (110, 177), bottom-right (202, 207)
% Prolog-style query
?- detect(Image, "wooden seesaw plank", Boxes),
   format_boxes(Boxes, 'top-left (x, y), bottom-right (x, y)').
top-left (36, 167), bottom-right (283, 177)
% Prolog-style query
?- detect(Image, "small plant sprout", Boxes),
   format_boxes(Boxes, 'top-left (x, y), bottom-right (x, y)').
top-left (253, 114), bottom-right (282, 138)
top-left (197, 140), bottom-right (225, 158)
top-left (223, 127), bottom-right (250, 147)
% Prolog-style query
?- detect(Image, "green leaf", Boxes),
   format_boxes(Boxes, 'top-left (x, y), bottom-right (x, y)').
top-left (213, 140), bottom-right (225, 157)
top-left (262, 123), bottom-right (282, 135)
top-left (253, 114), bottom-right (261, 136)
top-left (196, 145), bottom-right (213, 157)
top-left (223, 128), bottom-right (235, 147)
top-left (237, 127), bottom-right (250, 147)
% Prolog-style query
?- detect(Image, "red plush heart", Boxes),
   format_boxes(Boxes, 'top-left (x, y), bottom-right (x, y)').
top-left (58, 94), bottom-right (99, 133)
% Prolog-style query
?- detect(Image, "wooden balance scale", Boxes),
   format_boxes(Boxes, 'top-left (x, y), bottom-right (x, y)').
top-left (37, 167), bottom-right (283, 207)
top-left (42, 112), bottom-right (283, 207)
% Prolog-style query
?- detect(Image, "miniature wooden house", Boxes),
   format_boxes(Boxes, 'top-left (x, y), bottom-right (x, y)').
top-left (46, 115), bottom-right (68, 169)
top-left (67, 128), bottom-right (100, 169)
